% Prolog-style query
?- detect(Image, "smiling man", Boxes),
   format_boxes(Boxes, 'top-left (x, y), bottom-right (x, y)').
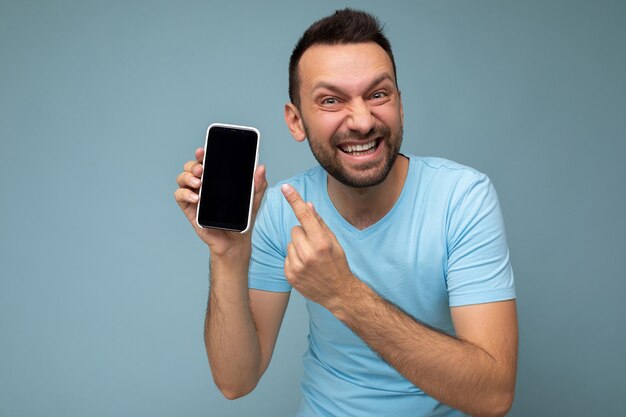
top-left (175, 9), bottom-right (517, 417)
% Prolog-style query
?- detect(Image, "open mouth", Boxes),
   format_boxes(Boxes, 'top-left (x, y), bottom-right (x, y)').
top-left (338, 139), bottom-right (379, 156)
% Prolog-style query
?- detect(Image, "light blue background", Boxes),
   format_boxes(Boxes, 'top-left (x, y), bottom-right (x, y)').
top-left (1, 1), bottom-right (624, 416)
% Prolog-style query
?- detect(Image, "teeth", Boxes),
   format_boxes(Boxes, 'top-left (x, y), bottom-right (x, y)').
top-left (343, 140), bottom-right (376, 153)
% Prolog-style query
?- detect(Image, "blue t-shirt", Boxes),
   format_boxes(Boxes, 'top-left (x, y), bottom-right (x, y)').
top-left (249, 155), bottom-right (515, 417)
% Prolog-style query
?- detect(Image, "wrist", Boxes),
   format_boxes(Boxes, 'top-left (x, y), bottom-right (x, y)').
top-left (208, 237), bottom-right (252, 259)
top-left (327, 274), bottom-right (371, 321)
top-left (209, 242), bottom-right (252, 274)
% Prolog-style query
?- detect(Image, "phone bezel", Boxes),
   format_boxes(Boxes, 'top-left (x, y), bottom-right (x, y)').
top-left (196, 122), bottom-right (260, 233)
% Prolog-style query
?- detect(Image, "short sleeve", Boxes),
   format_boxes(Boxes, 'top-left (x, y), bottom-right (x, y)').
top-left (248, 186), bottom-right (292, 292)
top-left (446, 173), bottom-right (515, 306)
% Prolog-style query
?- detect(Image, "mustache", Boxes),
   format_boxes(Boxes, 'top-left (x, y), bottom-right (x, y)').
top-left (331, 125), bottom-right (391, 145)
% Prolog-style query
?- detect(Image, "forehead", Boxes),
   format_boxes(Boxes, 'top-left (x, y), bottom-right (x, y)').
top-left (298, 42), bottom-right (395, 90)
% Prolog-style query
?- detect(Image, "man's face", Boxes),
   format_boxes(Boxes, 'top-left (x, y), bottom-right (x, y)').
top-left (290, 42), bottom-right (404, 188)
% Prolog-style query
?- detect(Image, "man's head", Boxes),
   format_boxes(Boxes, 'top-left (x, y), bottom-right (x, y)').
top-left (285, 9), bottom-right (404, 189)
top-left (288, 8), bottom-right (398, 109)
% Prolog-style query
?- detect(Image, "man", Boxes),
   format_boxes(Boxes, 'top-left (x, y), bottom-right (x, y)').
top-left (175, 9), bottom-right (517, 417)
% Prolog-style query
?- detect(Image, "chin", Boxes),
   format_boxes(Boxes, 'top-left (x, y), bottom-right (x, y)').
top-left (330, 154), bottom-right (399, 188)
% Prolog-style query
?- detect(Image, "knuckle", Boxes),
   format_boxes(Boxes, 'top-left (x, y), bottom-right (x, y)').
top-left (318, 240), bottom-right (332, 253)
top-left (300, 252), bottom-right (313, 266)
top-left (298, 209), bottom-right (314, 223)
top-left (284, 269), bottom-right (295, 284)
top-left (185, 172), bottom-right (197, 186)
top-left (184, 189), bottom-right (197, 202)
top-left (284, 262), bottom-right (296, 279)
top-left (290, 226), bottom-right (302, 240)
top-left (292, 260), bottom-right (305, 274)
top-left (286, 243), bottom-right (297, 258)
top-left (174, 188), bottom-right (186, 202)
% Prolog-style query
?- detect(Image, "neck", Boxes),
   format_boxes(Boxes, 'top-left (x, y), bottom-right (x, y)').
top-left (327, 155), bottom-right (409, 230)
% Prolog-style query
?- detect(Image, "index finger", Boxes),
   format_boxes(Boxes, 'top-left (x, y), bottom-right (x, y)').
top-left (195, 147), bottom-right (204, 163)
top-left (281, 184), bottom-right (324, 239)
top-left (308, 201), bottom-right (337, 241)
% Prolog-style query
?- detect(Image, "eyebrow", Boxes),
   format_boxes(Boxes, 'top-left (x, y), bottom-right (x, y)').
top-left (311, 73), bottom-right (395, 95)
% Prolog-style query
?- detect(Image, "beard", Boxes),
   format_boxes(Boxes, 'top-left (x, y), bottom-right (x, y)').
top-left (303, 122), bottom-right (403, 188)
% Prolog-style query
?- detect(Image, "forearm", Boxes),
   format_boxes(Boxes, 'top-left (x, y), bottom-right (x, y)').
top-left (331, 280), bottom-right (514, 417)
top-left (204, 247), bottom-right (262, 399)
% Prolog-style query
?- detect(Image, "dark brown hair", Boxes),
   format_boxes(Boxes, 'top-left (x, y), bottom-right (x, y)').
top-left (288, 8), bottom-right (397, 108)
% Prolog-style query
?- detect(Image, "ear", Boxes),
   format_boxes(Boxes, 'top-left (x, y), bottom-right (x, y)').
top-left (284, 103), bottom-right (307, 142)
top-left (398, 90), bottom-right (404, 126)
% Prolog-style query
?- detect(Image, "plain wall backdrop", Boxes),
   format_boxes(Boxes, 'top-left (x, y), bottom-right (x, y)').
top-left (1, 0), bottom-right (625, 416)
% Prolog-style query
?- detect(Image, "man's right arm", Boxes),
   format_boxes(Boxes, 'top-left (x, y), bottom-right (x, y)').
top-left (175, 147), bottom-right (288, 399)
top-left (206, 251), bottom-right (289, 399)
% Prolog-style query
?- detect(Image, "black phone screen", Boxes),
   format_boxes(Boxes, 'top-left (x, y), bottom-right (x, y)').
top-left (197, 125), bottom-right (258, 231)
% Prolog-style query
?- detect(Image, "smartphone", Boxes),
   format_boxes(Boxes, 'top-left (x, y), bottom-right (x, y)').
top-left (196, 123), bottom-right (260, 233)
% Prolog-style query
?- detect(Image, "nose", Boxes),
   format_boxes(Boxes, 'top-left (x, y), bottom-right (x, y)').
top-left (346, 98), bottom-right (375, 135)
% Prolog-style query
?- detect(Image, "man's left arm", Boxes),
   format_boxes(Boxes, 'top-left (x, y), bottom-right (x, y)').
top-left (281, 184), bottom-right (517, 417)
top-left (333, 280), bottom-right (517, 417)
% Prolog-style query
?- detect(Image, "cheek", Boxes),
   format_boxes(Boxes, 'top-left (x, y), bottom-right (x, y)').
top-left (373, 105), bottom-right (402, 125)
top-left (309, 112), bottom-right (345, 139)
top-left (320, 111), bottom-right (347, 126)
top-left (372, 103), bottom-right (402, 123)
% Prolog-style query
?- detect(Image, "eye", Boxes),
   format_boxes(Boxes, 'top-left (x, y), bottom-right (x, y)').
top-left (321, 97), bottom-right (339, 106)
top-left (371, 91), bottom-right (388, 100)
